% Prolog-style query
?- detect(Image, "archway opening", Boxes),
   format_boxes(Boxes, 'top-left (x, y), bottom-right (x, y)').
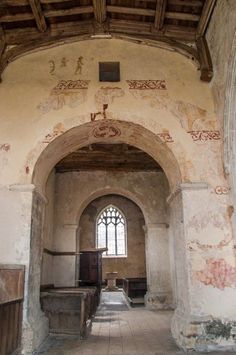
top-left (77, 195), bottom-right (147, 303)
top-left (29, 120), bottom-right (182, 353)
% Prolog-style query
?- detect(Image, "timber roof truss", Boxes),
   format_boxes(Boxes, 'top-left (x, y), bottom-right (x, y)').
top-left (0, 0), bottom-right (217, 82)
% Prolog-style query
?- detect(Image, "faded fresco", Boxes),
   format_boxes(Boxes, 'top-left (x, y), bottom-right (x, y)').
top-left (195, 259), bottom-right (236, 290)
top-left (38, 80), bottom-right (90, 114)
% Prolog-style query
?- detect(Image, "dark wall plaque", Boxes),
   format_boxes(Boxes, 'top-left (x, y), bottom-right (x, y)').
top-left (99, 62), bottom-right (120, 82)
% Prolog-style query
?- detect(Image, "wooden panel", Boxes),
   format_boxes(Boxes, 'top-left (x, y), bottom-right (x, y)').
top-left (0, 265), bottom-right (25, 355)
top-left (79, 250), bottom-right (104, 292)
top-left (123, 277), bottom-right (147, 300)
top-left (0, 265), bottom-right (24, 304)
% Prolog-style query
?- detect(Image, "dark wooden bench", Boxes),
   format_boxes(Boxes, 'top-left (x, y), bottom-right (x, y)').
top-left (122, 278), bottom-right (147, 304)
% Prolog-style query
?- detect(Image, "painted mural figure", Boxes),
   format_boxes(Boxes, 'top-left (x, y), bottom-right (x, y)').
top-left (49, 60), bottom-right (55, 74)
top-left (75, 56), bottom-right (84, 75)
top-left (61, 57), bottom-right (69, 68)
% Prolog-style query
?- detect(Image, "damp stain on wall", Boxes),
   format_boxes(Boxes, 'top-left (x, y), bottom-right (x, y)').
top-left (205, 319), bottom-right (235, 340)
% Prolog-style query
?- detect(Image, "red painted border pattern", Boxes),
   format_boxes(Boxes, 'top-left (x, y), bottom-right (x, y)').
top-left (188, 130), bottom-right (221, 142)
top-left (126, 80), bottom-right (167, 90)
top-left (52, 80), bottom-right (90, 93)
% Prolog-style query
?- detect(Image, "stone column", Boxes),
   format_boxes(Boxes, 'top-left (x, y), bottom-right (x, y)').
top-left (4, 184), bottom-right (49, 354)
top-left (169, 183), bottom-right (236, 352)
top-left (144, 223), bottom-right (173, 310)
top-left (25, 187), bottom-right (49, 354)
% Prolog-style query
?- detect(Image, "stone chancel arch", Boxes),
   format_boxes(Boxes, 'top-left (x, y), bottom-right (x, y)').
top-left (32, 119), bottom-right (181, 194)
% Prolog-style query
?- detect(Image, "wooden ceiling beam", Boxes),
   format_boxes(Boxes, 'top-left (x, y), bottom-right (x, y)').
top-left (0, 0), bottom-right (28, 5)
top-left (165, 11), bottom-right (200, 21)
top-left (0, 26), bottom-right (5, 55)
top-left (0, 26), bottom-right (6, 82)
top-left (168, 0), bottom-right (203, 6)
top-left (0, 12), bottom-right (35, 23)
top-left (4, 19), bottom-right (197, 44)
top-left (40, 0), bottom-right (78, 3)
top-left (197, 0), bottom-right (217, 36)
top-left (163, 25), bottom-right (196, 41)
top-left (50, 20), bottom-right (93, 36)
top-left (93, 0), bottom-right (106, 24)
top-left (4, 27), bottom-right (46, 44)
top-left (109, 19), bottom-right (152, 35)
top-left (154, 0), bottom-right (167, 30)
top-left (107, 6), bottom-right (155, 17)
top-left (196, 36), bottom-right (213, 82)
top-left (44, 5), bottom-right (94, 18)
top-left (0, 5), bottom-right (94, 23)
top-left (4, 21), bottom-right (93, 44)
top-left (28, 0), bottom-right (47, 32)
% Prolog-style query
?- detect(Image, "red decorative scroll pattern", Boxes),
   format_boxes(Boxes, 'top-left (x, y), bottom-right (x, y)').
top-left (188, 130), bottom-right (220, 142)
top-left (52, 80), bottom-right (90, 93)
top-left (93, 123), bottom-right (121, 138)
top-left (157, 132), bottom-right (174, 143)
top-left (126, 80), bottom-right (167, 90)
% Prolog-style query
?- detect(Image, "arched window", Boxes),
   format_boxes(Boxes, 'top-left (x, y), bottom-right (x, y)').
top-left (96, 205), bottom-right (127, 257)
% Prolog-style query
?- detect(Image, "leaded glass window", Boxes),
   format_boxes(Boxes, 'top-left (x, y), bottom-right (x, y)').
top-left (96, 205), bottom-right (127, 257)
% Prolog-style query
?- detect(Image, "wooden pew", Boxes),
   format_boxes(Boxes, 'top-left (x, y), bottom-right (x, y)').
top-left (0, 264), bottom-right (25, 355)
top-left (40, 287), bottom-right (98, 338)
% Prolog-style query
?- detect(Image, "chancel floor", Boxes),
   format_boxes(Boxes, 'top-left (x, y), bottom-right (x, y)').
top-left (35, 292), bottom-right (234, 355)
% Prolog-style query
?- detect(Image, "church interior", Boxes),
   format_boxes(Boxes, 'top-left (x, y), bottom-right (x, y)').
top-left (0, 0), bottom-right (236, 354)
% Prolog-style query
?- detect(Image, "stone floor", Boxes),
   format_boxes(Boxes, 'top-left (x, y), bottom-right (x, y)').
top-left (35, 291), bottom-right (235, 355)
